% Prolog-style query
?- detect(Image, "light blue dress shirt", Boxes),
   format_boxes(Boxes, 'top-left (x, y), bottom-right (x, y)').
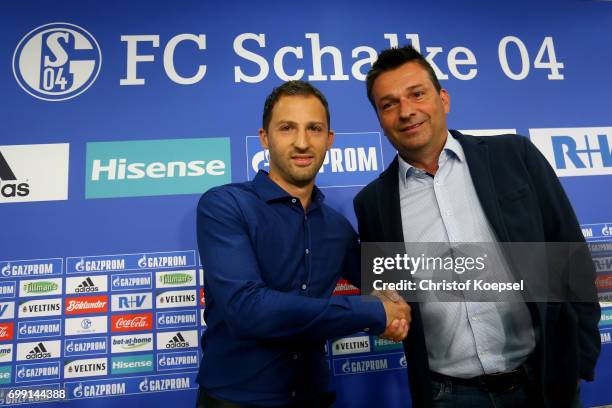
top-left (398, 133), bottom-right (535, 378)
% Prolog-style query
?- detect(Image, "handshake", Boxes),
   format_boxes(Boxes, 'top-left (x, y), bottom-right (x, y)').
top-left (372, 290), bottom-right (411, 342)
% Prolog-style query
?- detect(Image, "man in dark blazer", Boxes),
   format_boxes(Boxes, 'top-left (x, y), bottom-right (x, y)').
top-left (354, 45), bottom-right (600, 407)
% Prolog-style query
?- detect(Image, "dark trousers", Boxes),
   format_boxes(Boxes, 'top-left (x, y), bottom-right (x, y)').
top-left (196, 388), bottom-right (335, 408)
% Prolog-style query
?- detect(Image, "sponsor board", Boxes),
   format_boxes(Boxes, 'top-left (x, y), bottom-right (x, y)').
top-left (333, 279), bottom-right (359, 295)
top-left (372, 338), bottom-right (404, 352)
top-left (15, 361), bottom-right (61, 383)
top-left (85, 138), bottom-right (231, 198)
top-left (198, 268), bottom-right (204, 286)
top-left (331, 335), bottom-right (371, 356)
top-left (582, 223), bottom-right (612, 241)
top-left (111, 333), bottom-right (153, 354)
top-left (64, 357), bottom-right (107, 378)
top-left (111, 354), bottom-right (154, 374)
top-left (529, 127), bottom-right (612, 177)
top-left (596, 274), bottom-right (612, 291)
top-left (111, 313), bottom-right (153, 332)
top-left (65, 275), bottom-right (108, 294)
top-left (156, 289), bottom-right (197, 308)
top-left (16, 340), bottom-right (62, 361)
top-left (200, 287), bottom-right (205, 307)
top-left (0, 143), bottom-right (69, 203)
top-left (333, 352), bottom-right (406, 376)
top-left (600, 330), bottom-right (611, 345)
top-left (65, 372), bottom-right (197, 399)
top-left (157, 350), bottom-right (199, 371)
top-left (156, 270), bottom-right (196, 288)
top-left (594, 258), bottom-right (612, 274)
top-left (156, 330), bottom-right (198, 350)
top-left (0, 258), bottom-right (62, 278)
top-left (67, 251), bottom-right (195, 273)
top-left (156, 310), bottom-right (198, 330)
top-left (65, 295), bottom-right (109, 314)
top-left (17, 319), bottom-right (62, 339)
top-left (0, 281), bottom-right (16, 298)
top-left (18, 298), bottom-right (62, 318)
top-left (111, 272), bottom-right (152, 291)
top-left (0, 366), bottom-right (11, 384)
top-left (0, 302), bottom-right (14, 320)
top-left (64, 337), bottom-right (108, 357)
top-left (247, 132), bottom-right (383, 187)
top-left (0, 322), bottom-right (14, 341)
top-left (19, 278), bottom-right (63, 297)
top-left (200, 309), bottom-right (206, 327)
top-left (111, 292), bottom-right (152, 311)
top-left (601, 309), bottom-right (612, 328)
top-left (64, 316), bottom-right (108, 336)
top-left (0, 344), bottom-right (13, 363)
top-left (12, 23), bottom-right (101, 101)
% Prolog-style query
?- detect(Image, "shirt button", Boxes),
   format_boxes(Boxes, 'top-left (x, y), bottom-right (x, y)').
top-left (305, 248), bottom-right (310, 255)
top-left (301, 283), bottom-right (307, 290)
top-left (291, 391), bottom-right (296, 397)
top-left (292, 354), bottom-right (298, 360)
top-left (445, 210), bottom-right (452, 216)
top-left (291, 198), bottom-right (297, 203)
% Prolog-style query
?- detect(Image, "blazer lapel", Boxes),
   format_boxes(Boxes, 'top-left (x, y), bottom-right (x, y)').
top-left (452, 130), bottom-right (510, 242)
top-left (377, 156), bottom-right (405, 243)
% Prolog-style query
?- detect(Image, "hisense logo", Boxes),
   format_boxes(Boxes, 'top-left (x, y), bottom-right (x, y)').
top-left (90, 158), bottom-right (225, 180)
top-left (85, 138), bottom-right (231, 199)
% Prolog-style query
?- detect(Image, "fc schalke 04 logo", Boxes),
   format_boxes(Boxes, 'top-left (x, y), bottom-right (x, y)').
top-left (12, 22), bottom-right (102, 101)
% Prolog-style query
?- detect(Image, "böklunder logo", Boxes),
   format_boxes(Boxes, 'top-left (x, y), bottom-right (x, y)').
top-left (65, 295), bottom-right (109, 314)
top-left (85, 138), bottom-right (231, 198)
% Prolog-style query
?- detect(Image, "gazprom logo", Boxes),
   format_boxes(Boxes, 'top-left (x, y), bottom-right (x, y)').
top-left (86, 138), bottom-right (231, 199)
top-left (530, 127), bottom-right (612, 177)
top-left (13, 23), bottom-right (101, 101)
top-left (245, 132), bottom-right (384, 187)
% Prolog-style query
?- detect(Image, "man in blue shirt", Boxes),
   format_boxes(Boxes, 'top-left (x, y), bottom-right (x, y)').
top-left (195, 80), bottom-right (411, 408)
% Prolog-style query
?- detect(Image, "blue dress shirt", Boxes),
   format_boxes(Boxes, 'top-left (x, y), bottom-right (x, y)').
top-left (196, 170), bottom-right (385, 406)
top-left (397, 133), bottom-right (535, 378)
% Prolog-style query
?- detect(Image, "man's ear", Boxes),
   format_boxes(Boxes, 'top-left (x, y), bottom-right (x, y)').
top-left (326, 130), bottom-right (335, 150)
top-left (259, 128), bottom-right (269, 149)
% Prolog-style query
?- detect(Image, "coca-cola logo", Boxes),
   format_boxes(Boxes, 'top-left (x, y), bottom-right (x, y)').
top-left (596, 274), bottom-right (612, 290)
top-left (0, 323), bottom-right (13, 341)
top-left (65, 296), bottom-right (108, 315)
top-left (111, 313), bottom-right (152, 332)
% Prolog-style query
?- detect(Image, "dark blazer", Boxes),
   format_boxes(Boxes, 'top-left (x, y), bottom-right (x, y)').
top-left (353, 130), bottom-right (601, 407)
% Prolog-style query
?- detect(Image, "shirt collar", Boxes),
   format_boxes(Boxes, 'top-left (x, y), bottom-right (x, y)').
top-left (252, 170), bottom-right (325, 206)
top-left (397, 131), bottom-right (465, 186)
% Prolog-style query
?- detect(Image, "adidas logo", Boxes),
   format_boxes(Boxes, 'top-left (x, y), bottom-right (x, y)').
top-left (0, 151), bottom-right (29, 198)
top-left (75, 277), bottom-right (99, 293)
top-left (165, 332), bottom-right (189, 349)
top-left (26, 342), bottom-right (51, 359)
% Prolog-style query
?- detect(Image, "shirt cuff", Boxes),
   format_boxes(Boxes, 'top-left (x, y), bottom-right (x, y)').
top-left (347, 295), bottom-right (387, 335)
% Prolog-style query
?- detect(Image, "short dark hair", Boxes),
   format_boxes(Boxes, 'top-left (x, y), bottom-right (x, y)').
top-left (366, 45), bottom-right (442, 109)
top-left (262, 80), bottom-right (330, 131)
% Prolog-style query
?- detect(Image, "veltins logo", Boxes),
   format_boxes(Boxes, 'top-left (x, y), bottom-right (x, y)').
top-left (86, 138), bottom-right (231, 198)
top-left (13, 23), bottom-right (101, 101)
top-left (0, 144), bottom-right (69, 203)
top-left (246, 132), bottom-right (383, 187)
top-left (529, 127), bottom-right (612, 177)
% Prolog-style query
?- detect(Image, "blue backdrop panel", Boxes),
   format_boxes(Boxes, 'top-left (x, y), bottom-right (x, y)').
top-left (0, 0), bottom-right (611, 407)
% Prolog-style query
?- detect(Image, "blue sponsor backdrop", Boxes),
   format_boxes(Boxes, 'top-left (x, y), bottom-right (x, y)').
top-left (1, 0), bottom-right (611, 407)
